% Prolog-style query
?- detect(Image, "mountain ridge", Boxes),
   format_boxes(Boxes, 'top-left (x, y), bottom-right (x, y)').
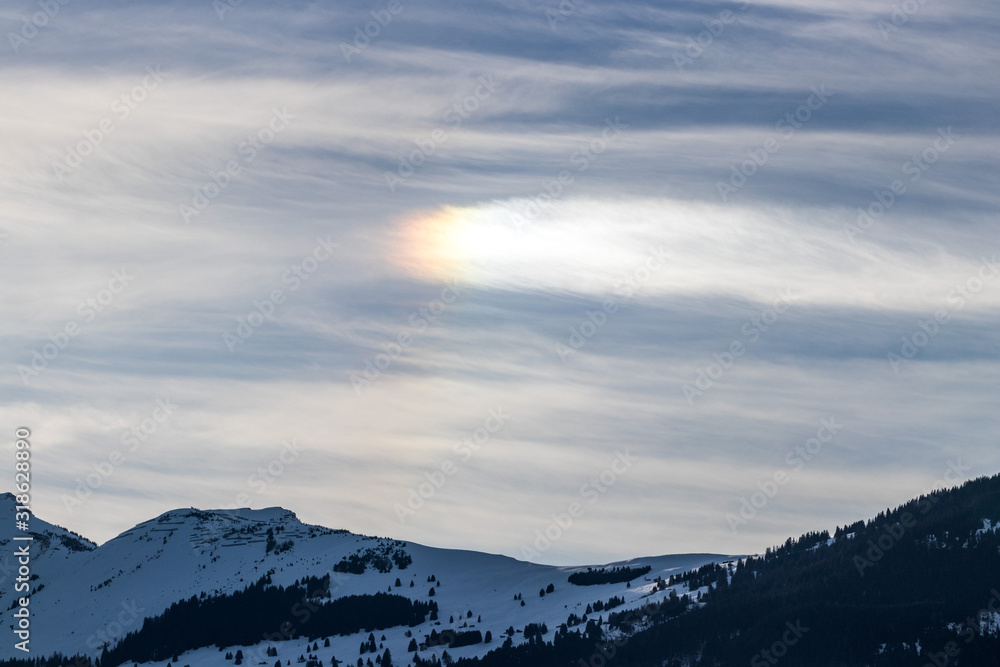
top-left (5, 474), bottom-right (998, 666)
top-left (0, 494), bottom-right (725, 661)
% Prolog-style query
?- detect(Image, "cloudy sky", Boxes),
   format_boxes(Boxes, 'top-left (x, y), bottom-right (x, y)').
top-left (2, 0), bottom-right (998, 565)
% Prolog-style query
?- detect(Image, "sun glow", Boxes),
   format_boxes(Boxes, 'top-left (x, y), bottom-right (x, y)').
top-left (391, 202), bottom-right (551, 284)
top-left (387, 197), bottom-right (998, 312)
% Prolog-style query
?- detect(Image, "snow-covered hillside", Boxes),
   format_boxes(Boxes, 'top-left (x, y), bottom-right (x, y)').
top-left (0, 491), bottom-right (96, 603)
top-left (0, 495), bottom-right (727, 663)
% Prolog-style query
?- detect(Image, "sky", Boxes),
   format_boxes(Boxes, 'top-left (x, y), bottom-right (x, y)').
top-left (2, 0), bottom-right (998, 565)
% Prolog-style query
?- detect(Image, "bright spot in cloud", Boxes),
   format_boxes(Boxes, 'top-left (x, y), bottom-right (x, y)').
top-left (391, 198), bottom-right (997, 312)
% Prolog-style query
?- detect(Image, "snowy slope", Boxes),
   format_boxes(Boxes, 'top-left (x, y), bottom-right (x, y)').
top-left (0, 496), bottom-right (727, 662)
top-left (0, 492), bottom-right (96, 608)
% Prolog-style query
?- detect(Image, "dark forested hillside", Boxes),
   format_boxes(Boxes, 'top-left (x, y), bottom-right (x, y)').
top-left (101, 576), bottom-right (435, 666)
top-left (457, 474), bottom-right (1000, 666)
top-left (568, 566), bottom-right (652, 586)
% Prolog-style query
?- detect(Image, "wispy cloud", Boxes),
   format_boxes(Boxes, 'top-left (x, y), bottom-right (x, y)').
top-left (2, 0), bottom-right (997, 564)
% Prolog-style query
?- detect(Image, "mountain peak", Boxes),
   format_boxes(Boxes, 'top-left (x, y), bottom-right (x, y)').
top-left (148, 505), bottom-right (299, 525)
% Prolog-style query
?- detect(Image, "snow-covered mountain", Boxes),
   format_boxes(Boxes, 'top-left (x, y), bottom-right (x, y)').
top-left (0, 492), bottom-right (97, 603)
top-left (0, 495), bottom-right (727, 663)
